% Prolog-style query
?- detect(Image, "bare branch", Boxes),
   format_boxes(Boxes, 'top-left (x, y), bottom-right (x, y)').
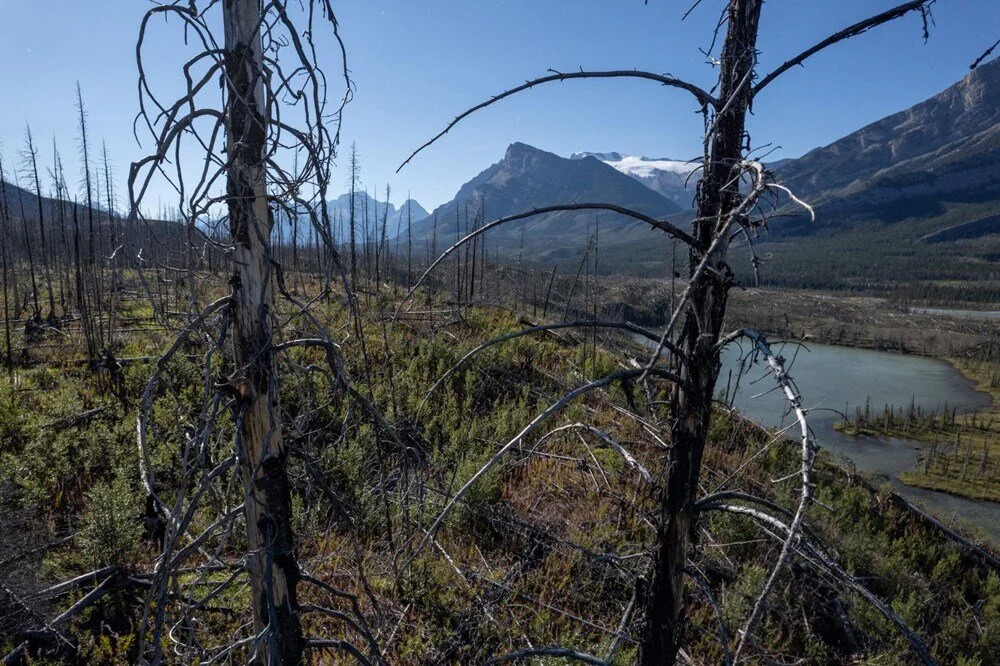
top-left (397, 70), bottom-right (716, 171)
top-left (971, 37), bottom-right (1000, 69)
top-left (397, 203), bottom-right (695, 318)
top-left (705, 503), bottom-right (936, 665)
top-left (753, 0), bottom-right (936, 96)
top-left (401, 366), bottom-right (685, 576)
top-left (485, 646), bottom-right (609, 665)
top-left (416, 319), bottom-right (686, 417)
top-left (727, 329), bottom-right (816, 664)
top-left (303, 639), bottom-right (373, 665)
top-left (539, 422), bottom-right (655, 484)
top-left (686, 567), bottom-right (732, 666)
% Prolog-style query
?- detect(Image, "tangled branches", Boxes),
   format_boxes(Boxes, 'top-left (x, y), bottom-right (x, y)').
top-left (125, 1), bottom-right (381, 663)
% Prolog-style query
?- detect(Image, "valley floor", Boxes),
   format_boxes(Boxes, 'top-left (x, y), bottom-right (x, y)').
top-left (725, 287), bottom-right (1000, 507)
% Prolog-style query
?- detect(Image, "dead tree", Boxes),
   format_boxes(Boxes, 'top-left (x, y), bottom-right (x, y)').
top-left (395, 1), bottom-right (943, 664)
top-left (639, 4), bottom-right (764, 661)
top-left (406, 191), bottom-right (413, 289)
top-left (11, 169), bottom-right (40, 320)
top-left (50, 139), bottom-right (71, 317)
top-left (122, 1), bottom-right (378, 664)
top-left (0, 153), bottom-right (12, 370)
top-left (21, 125), bottom-right (57, 320)
top-left (349, 142), bottom-right (360, 292)
top-left (76, 85), bottom-right (97, 268)
top-left (221, 3), bottom-right (303, 660)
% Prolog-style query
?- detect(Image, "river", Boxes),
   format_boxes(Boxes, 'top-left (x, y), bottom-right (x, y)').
top-left (638, 336), bottom-right (1000, 544)
top-left (908, 306), bottom-right (1000, 321)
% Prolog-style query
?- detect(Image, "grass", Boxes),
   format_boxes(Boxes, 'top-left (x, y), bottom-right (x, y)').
top-left (898, 356), bottom-right (1000, 502)
top-left (833, 351), bottom-right (1000, 502)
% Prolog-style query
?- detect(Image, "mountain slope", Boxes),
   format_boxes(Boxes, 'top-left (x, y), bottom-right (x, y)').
top-left (411, 143), bottom-right (683, 256)
top-left (1, 179), bottom-right (77, 227)
top-left (571, 151), bottom-right (699, 207)
top-left (773, 56), bottom-right (1000, 231)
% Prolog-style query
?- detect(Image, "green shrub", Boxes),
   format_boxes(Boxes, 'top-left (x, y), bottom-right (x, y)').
top-left (80, 473), bottom-right (143, 570)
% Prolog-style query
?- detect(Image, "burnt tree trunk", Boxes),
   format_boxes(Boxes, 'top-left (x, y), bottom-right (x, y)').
top-left (0, 161), bottom-right (12, 371)
top-left (222, 0), bottom-right (303, 662)
top-left (25, 127), bottom-right (56, 320)
top-left (639, 2), bottom-right (762, 664)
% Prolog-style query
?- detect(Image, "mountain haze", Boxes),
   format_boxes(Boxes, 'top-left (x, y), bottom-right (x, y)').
top-left (322, 192), bottom-right (428, 239)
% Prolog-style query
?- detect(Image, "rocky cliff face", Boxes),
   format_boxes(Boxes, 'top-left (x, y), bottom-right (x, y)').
top-left (773, 57), bottom-right (1000, 226)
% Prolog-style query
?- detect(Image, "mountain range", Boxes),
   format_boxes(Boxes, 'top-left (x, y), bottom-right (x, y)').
top-left (407, 142), bottom-right (684, 258)
top-left (321, 192), bottom-right (428, 239)
top-left (2, 57), bottom-right (998, 272)
top-left (408, 55), bottom-right (1000, 260)
top-left (770, 55), bottom-right (1000, 235)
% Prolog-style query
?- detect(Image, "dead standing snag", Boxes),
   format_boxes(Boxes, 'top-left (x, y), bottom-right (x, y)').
top-left (124, 1), bottom-right (378, 664)
top-left (398, 1), bottom-right (944, 663)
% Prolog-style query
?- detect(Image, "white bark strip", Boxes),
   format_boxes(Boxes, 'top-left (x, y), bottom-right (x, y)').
top-left (223, 0), bottom-right (302, 661)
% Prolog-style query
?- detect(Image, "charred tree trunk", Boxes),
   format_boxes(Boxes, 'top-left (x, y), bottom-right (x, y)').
top-left (349, 143), bottom-right (359, 292)
top-left (639, 2), bottom-right (762, 664)
top-left (406, 192), bottom-right (413, 289)
top-left (24, 126), bottom-right (56, 320)
top-left (222, 1), bottom-right (303, 662)
top-left (0, 161), bottom-right (12, 371)
top-left (52, 141), bottom-right (70, 316)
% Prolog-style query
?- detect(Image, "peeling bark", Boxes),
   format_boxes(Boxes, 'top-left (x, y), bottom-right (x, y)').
top-left (223, 0), bottom-right (303, 662)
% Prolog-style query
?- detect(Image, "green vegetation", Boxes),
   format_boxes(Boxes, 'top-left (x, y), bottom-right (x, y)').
top-left (2, 287), bottom-right (1000, 664)
top-left (583, 200), bottom-right (1000, 305)
top-left (836, 342), bottom-right (1000, 503)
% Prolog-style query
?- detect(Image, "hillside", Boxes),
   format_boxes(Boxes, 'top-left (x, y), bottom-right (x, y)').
top-left (0, 178), bottom-right (188, 267)
top-left (772, 56), bottom-right (1000, 233)
top-left (3, 286), bottom-right (1000, 664)
top-left (1, 180), bottom-right (93, 229)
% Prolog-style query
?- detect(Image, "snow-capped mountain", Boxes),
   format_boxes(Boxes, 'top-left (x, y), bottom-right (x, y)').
top-left (571, 152), bottom-right (699, 208)
top-left (409, 142), bottom-right (683, 252)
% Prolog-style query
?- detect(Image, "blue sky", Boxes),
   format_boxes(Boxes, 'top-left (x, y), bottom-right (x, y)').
top-left (0, 0), bottom-right (996, 211)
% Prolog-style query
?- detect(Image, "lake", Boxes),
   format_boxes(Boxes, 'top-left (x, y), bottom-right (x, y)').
top-left (638, 335), bottom-right (1000, 544)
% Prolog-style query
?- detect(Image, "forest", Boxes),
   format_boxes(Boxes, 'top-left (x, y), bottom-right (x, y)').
top-left (2, 1), bottom-right (1000, 665)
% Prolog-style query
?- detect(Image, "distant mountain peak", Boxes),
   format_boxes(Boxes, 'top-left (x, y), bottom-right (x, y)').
top-left (398, 198), bottom-right (429, 221)
top-left (571, 151), bottom-right (623, 162)
top-left (772, 54), bottom-right (1000, 230)
top-left (315, 191), bottom-right (429, 238)
top-left (407, 142), bottom-right (683, 250)
top-left (505, 141), bottom-right (535, 154)
top-left (502, 142), bottom-right (565, 166)
top-left (572, 152), bottom-right (699, 208)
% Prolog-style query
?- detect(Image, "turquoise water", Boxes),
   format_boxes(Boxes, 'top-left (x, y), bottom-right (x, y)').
top-left (719, 341), bottom-right (999, 544)
top-left (638, 336), bottom-right (1000, 544)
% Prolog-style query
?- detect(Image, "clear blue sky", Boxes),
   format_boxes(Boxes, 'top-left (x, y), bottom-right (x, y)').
top-left (0, 0), bottom-right (996, 211)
